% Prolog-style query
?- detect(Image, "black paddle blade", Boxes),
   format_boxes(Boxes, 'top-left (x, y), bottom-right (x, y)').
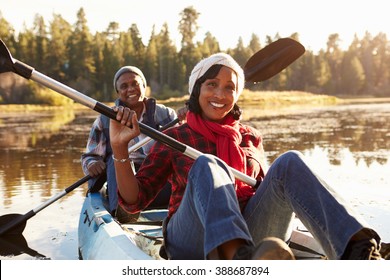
top-left (0, 234), bottom-right (28, 257)
top-left (0, 39), bottom-right (15, 74)
top-left (244, 38), bottom-right (305, 83)
top-left (0, 214), bottom-right (27, 235)
top-left (0, 234), bottom-right (48, 259)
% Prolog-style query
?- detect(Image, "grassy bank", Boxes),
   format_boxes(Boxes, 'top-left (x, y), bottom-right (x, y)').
top-left (0, 104), bottom-right (75, 112)
top-left (160, 90), bottom-right (341, 108)
top-left (238, 90), bottom-right (340, 107)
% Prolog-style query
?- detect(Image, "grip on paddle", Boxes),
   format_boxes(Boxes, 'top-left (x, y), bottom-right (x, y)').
top-left (13, 59), bottom-right (34, 79)
top-left (94, 102), bottom-right (117, 120)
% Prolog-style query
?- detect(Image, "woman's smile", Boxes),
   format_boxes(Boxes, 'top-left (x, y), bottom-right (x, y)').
top-left (210, 101), bottom-right (225, 108)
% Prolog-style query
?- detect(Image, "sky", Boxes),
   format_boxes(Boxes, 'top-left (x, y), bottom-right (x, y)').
top-left (1, 0), bottom-right (389, 53)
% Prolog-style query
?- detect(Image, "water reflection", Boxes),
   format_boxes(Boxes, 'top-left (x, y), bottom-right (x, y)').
top-left (0, 109), bottom-right (94, 209)
top-left (246, 103), bottom-right (390, 166)
top-left (0, 110), bottom-right (76, 149)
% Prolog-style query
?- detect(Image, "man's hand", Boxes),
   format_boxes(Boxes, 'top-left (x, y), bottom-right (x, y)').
top-left (87, 160), bottom-right (106, 177)
top-left (176, 106), bottom-right (188, 123)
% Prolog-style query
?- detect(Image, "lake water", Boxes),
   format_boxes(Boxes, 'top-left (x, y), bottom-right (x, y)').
top-left (0, 102), bottom-right (389, 260)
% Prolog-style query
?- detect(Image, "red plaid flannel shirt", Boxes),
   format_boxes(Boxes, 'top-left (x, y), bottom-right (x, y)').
top-left (118, 123), bottom-right (266, 217)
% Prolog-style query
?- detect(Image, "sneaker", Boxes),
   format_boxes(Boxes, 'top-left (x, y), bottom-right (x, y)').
top-left (114, 205), bottom-right (139, 224)
top-left (342, 238), bottom-right (382, 260)
top-left (233, 237), bottom-right (295, 260)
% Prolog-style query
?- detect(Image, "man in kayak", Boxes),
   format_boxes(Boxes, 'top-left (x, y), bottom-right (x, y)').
top-left (109, 53), bottom-right (383, 260)
top-left (81, 66), bottom-right (177, 222)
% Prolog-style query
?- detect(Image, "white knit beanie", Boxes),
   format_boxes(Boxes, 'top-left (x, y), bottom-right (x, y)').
top-left (113, 66), bottom-right (147, 92)
top-left (188, 53), bottom-right (245, 95)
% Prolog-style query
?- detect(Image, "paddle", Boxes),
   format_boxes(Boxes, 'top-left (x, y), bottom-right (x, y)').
top-left (0, 175), bottom-right (91, 236)
top-left (244, 38), bottom-right (305, 82)
top-left (0, 38), bottom-right (305, 188)
top-left (0, 235), bottom-right (48, 259)
top-left (127, 117), bottom-right (180, 153)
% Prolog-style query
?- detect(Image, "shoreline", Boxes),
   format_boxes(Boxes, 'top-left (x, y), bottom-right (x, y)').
top-left (1, 91), bottom-right (390, 112)
top-left (337, 96), bottom-right (390, 104)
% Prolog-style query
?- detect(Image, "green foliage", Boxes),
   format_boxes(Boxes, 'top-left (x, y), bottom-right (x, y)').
top-left (28, 82), bottom-right (74, 106)
top-left (340, 53), bottom-right (365, 95)
top-left (1, 6), bottom-right (390, 105)
top-left (153, 84), bottom-right (184, 100)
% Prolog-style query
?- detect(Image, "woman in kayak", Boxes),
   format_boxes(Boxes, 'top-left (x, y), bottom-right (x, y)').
top-left (109, 53), bottom-right (382, 260)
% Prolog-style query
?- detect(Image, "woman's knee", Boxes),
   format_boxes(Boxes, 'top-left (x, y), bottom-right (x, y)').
top-left (269, 150), bottom-right (308, 176)
top-left (276, 150), bottom-right (305, 165)
top-left (191, 154), bottom-right (234, 180)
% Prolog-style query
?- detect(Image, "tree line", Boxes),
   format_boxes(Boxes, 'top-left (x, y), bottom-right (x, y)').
top-left (1, 6), bottom-right (389, 105)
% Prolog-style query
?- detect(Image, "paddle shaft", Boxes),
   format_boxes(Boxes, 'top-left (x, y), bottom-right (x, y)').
top-left (0, 175), bottom-right (91, 236)
top-left (128, 118), bottom-right (180, 153)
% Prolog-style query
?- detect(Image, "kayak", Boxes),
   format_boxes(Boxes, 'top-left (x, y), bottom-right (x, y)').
top-left (78, 187), bottom-right (325, 260)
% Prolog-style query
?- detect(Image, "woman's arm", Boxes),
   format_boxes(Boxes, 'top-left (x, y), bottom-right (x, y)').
top-left (109, 106), bottom-right (140, 205)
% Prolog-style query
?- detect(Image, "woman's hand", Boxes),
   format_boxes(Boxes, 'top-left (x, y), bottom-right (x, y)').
top-left (109, 106), bottom-right (140, 147)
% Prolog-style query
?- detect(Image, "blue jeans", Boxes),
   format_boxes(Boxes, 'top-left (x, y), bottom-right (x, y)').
top-left (165, 151), bottom-right (375, 260)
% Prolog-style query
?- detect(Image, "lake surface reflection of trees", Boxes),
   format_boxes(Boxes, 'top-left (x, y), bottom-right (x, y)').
top-left (0, 109), bottom-right (97, 208)
top-left (247, 103), bottom-right (390, 167)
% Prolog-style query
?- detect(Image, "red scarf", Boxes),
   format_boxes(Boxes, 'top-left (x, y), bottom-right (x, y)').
top-left (187, 112), bottom-right (254, 201)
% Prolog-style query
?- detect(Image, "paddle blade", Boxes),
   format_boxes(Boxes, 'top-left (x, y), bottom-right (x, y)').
top-left (0, 234), bottom-right (28, 257)
top-left (0, 214), bottom-right (27, 235)
top-left (0, 234), bottom-right (48, 258)
top-left (244, 38), bottom-right (305, 83)
top-left (0, 39), bottom-right (15, 74)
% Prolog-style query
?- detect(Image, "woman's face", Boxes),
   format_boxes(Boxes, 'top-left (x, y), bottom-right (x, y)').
top-left (199, 66), bottom-right (239, 122)
top-left (116, 72), bottom-right (146, 107)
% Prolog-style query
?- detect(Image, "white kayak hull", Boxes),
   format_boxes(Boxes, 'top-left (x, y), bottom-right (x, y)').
top-left (78, 188), bottom-right (325, 260)
top-left (78, 190), bottom-right (163, 260)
